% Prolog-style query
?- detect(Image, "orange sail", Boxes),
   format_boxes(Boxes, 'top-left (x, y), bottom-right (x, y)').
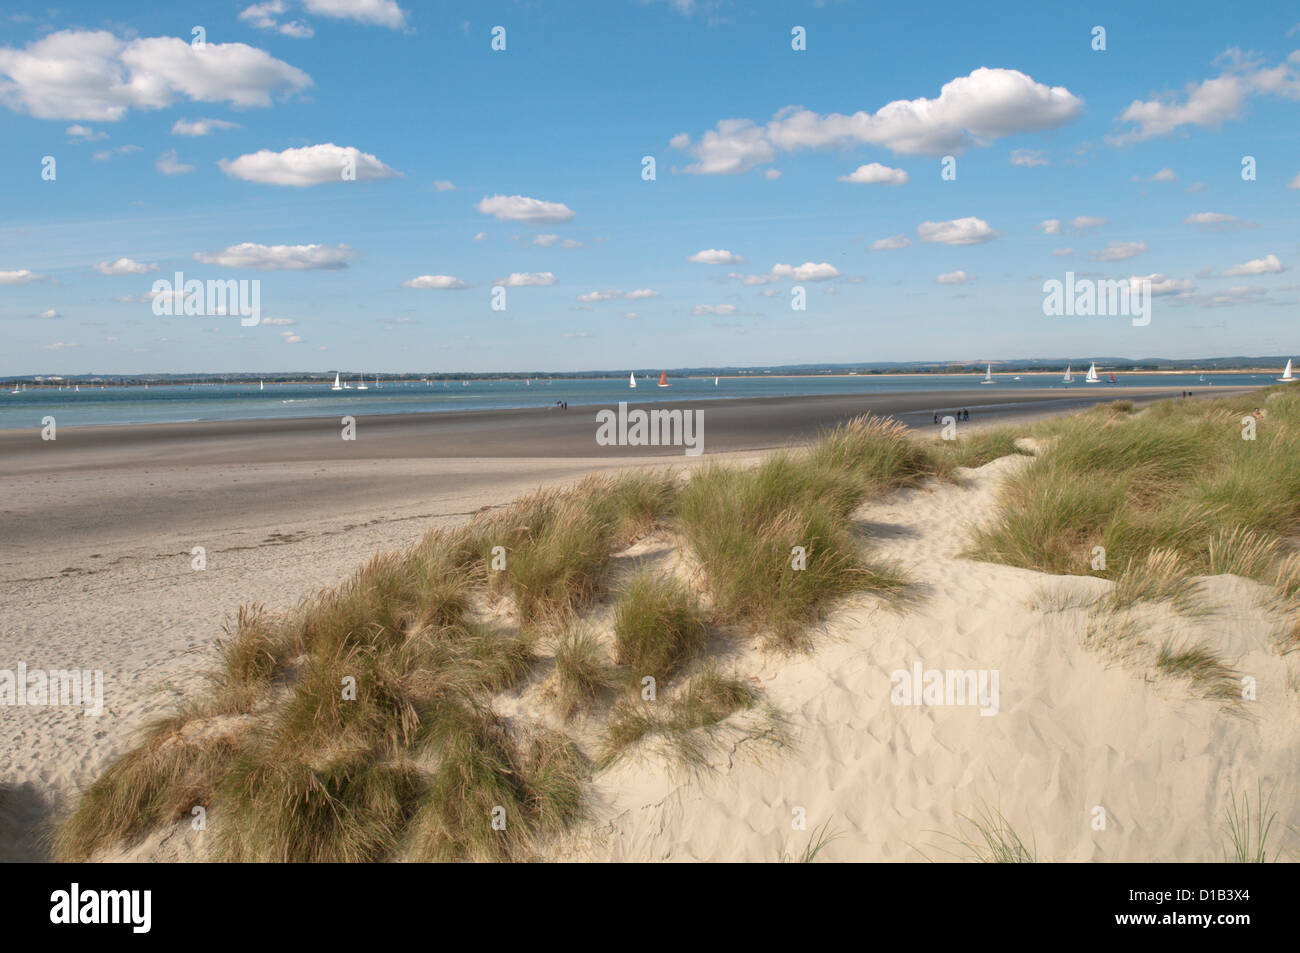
top-left (658, 371), bottom-right (668, 387)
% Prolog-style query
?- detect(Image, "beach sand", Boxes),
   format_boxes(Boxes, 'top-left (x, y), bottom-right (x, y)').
top-left (2, 385), bottom-right (1286, 862)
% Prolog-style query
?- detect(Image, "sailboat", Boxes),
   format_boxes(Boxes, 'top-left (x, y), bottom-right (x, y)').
top-left (259, 379), bottom-right (264, 391)
top-left (1278, 359), bottom-right (1295, 383)
top-left (331, 372), bottom-right (343, 391)
top-left (1084, 363), bottom-right (1100, 384)
top-left (714, 376), bottom-right (719, 386)
top-left (357, 376), bottom-right (369, 391)
top-left (1108, 373), bottom-right (1117, 383)
top-left (1063, 365), bottom-right (1073, 383)
top-left (980, 363), bottom-right (993, 385)
top-left (628, 372), bottom-right (636, 389)
top-left (657, 371), bottom-right (670, 388)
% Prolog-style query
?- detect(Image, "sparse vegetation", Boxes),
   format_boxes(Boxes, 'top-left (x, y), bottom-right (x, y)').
top-left (613, 574), bottom-right (708, 682)
top-left (1223, 784), bottom-right (1278, 863)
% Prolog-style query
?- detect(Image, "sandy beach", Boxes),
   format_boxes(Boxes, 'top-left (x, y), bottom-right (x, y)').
top-left (3, 384), bottom-right (1286, 862)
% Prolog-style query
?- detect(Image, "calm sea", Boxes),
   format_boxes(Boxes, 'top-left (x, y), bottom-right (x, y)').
top-left (0, 373), bottom-right (1274, 430)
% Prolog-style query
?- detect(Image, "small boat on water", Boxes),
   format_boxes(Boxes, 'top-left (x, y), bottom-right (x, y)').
top-left (657, 371), bottom-right (670, 388)
top-left (1063, 365), bottom-right (1073, 383)
top-left (980, 363), bottom-right (993, 385)
top-left (1085, 363), bottom-right (1100, 383)
top-left (1279, 359), bottom-right (1295, 383)
top-left (1108, 373), bottom-right (1117, 384)
top-left (714, 376), bottom-right (719, 386)
top-left (259, 379), bottom-right (264, 391)
top-left (331, 372), bottom-right (343, 391)
top-left (357, 377), bottom-right (368, 391)
top-left (629, 372), bottom-right (636, 389)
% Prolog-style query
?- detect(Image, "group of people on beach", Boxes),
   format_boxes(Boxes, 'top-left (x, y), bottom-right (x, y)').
top-left (933, 409), bottom-right (970, 423)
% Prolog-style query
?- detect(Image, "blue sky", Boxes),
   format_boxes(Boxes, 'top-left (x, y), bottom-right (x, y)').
top-left (1, 0), bottom-right (1297, 374)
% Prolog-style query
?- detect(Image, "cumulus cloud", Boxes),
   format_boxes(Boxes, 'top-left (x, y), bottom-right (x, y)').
top-left (171, 117), bottom-right (240, 136)
top-left (303, 0), bottom-right (407, 29)
top-left (1150, 167), bottom-right (1178, 182)
top-left (671, 67), bottom-right (1082, 174)
top-left (1110, 48), bottom-right (1300, 143)
top-left (692, 304), bottom-right (737, 315)
top-left (65, 124), bottom-right (106, 141)
top-left (533, 234), bottom-right (583, 248)
top-left (433, 180), bottom-right (455, 191)
top-left (688, 248), bottom-right (745, 264)
top-left (1039, 219), bottom-right (1062, 234)
top-left (402, 275), bottom-right (468, 289)
top-left (156, 149), bottom-right (194, 175)
top-left (624, 289), bottom-right (660, 300)
top-left (917, 217), bottom-right (997, 245)
top-left (1010, 149), bottom-right (1049, 166)
top-left (1071, 215), bottom-right (1108, 231)
top-left (1088, 240), bottom-right (1147, 262)
top-left (239, 2), bottom-right (315, 38)
top-left (0, 30), bottom-right (311, 121)
top-left (577, 289), bottom-right (622, 302)
top-left (219, 143), bottom-right (399, 186)
top-left (0, 269), bottom-right (43, 284)
top-left (94, 258), bottom-right (157, 275)
top-left (1129, 273), bottom-right (1196, 296)
top-left (496, 272), bottom-right (556, 287)
top-left (728, 262), bottom-right (841, 285)
top-left (1183, 211), bottom-right (1255, 230)
top-left (838, 162), bottom-right (909, 185)
top-left (870, 234), bottom-right (910, 251)
top-left (1221, 253), bottom-right (1284, 276)
top-left (194, 242), bottom-right (356, 270)
top-left (476, 194), bottom-right (574, 223)
top-left (936, 270), bottom-right (969, 284)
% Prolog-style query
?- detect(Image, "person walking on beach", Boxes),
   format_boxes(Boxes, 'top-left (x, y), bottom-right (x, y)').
top-left (934, 411), bottom-right (939, 424)
top-left (962, 408), bottom-right (969, 421)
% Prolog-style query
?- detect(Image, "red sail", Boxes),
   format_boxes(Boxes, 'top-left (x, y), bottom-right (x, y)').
top-left (658, 371), bottom-right (667, 386)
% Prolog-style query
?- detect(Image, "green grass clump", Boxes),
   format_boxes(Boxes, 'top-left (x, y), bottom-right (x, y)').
top-left (613, 574), bottom-right (708, 682)
top-left (1223, 784), bottom-right (1278, 863)
top-left (52, 716), bottom-right (247, 861)
top-left (599, 668), bottom-right (769, 769)
top-left (935, 425), bottom-right (1034, 471)
top-left (678, 417), bottom-right (917, 648)
top-left (552, 627), bottom-right (614, 719)
top-left (1156, 641), bottom-right (1241, 702)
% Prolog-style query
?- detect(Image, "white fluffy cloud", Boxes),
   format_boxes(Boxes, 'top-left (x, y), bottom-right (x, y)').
top-left (94, 258), bottom-right (157, 275)
top-left (1038, 219), bottom-right (1062, 234)
top-left (402, 275), bottom-right (468, 289)
top-left (1111, 49), bottom-right (1300, 143)
top-left (239, 2), bottom-right (315, 38)
top-left (688, 248), bottom-right (744, 264)
top-left (156, 149), bottom-right (195, 175)
top-left (219, 143), bottom-right (399, 186)
top-left (0, 30), bottom-right (311, 121)
top-left (65, 124), bottom-right (106, 141)
top-left (1289, 171), bottom-right (1300, 190)
top-left (303, 0), bottom-right (407, 29)
top-left (838, 162), bottom-right (909, 185)
top-left (1129, 274), bottom-right (1196, 296)
top-left (476, 194), bottom-right (574, 224)
top-left (1221, 253), bottom-right (1284, 277)
top-left (533, 234), bottom-right (583, 248)
top-left (672, 67), bottom-right (1082, 174)
top-left (194, 242), bottom-right (356, 270)
top-left (171, 117), bottom-right (240, 136)
top-left (577, 290), bottom-right (622, 302)
top-left (1071, 216), bottom-right (1108, 231)
top-left (936, 270), bottom-right (969, 284)
top-left (692, 304), bottom-right (737, 315)
top-left (1010, 149), bottom-right (1049, 167)
top-left (497, 272), bottom-right (556, 287)
top-left (728, 262), bottom-right (841, 285)
top-left (870, 234), bottom-right (910, 251)
top-left (0, 269), bottom-right (42, 284)
top-left (624, 289), bottom-right (660, 300)
top-left (1150, 167), bottom-right (1178, 182)
top-left (1089, 241), bottom-right (1147, 262)
top-left (917, 217), bottom-right (997, 245)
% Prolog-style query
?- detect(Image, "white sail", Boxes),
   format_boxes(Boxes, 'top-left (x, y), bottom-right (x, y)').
top-left (331, 372), bottom-right (342, 391)
top-left (714, 377), bottom-right (719, 386)
top-left (1063, 365), bottom-right (1072, 383)
top-left (1085, 363), bottom-right (1100, 383)
top-left (1280, 359), bottom-right (1295, 382)
top-left (629, 372), bottom-right (636, 389)
top-left (980, 363), bottom-right (993, 384)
